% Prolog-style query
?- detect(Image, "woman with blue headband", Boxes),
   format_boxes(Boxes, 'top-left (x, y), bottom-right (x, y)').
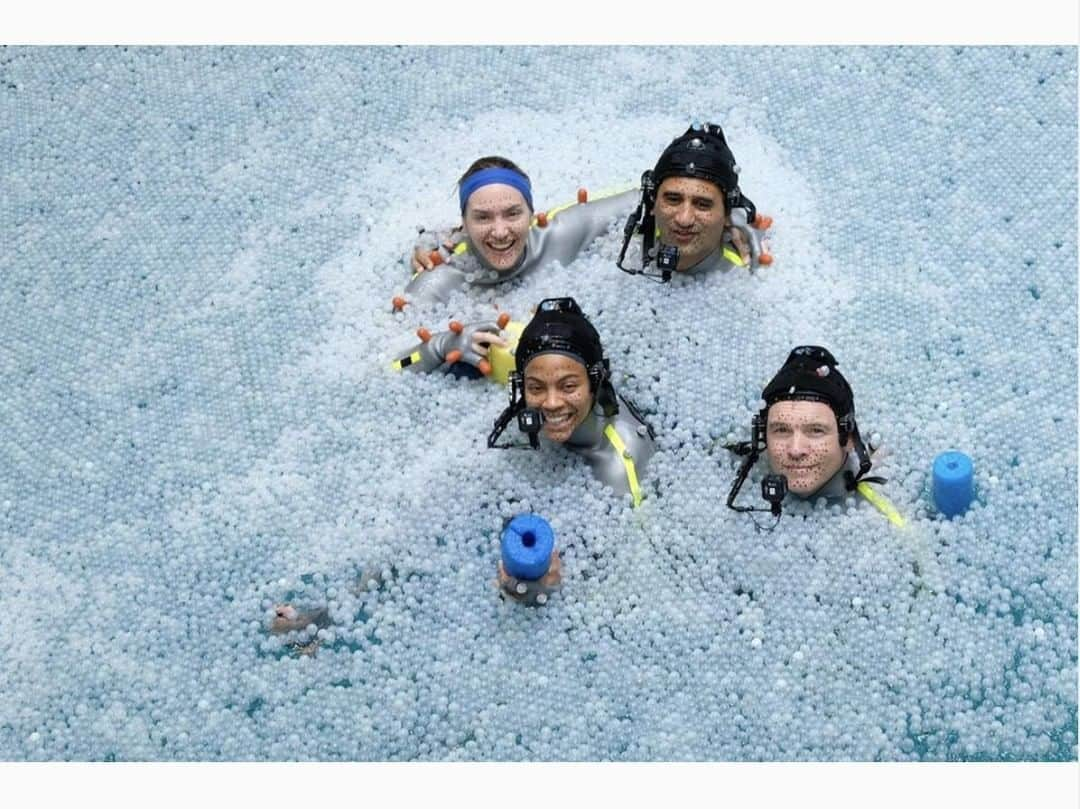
top-left (400, 156), bottom-right (638, 306)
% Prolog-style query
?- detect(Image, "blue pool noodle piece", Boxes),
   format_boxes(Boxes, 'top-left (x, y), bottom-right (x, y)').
top-left (501, 514), bottom-right (555, 580)
top-left (933, 451), bottom-right (974, 517)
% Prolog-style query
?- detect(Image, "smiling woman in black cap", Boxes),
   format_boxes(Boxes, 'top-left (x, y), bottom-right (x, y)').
top-left (488, 297), bottom-right (655, 508)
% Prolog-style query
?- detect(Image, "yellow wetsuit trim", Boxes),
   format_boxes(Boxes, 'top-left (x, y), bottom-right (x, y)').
top-left (723, 246), bottom-right (745, 267)
top-left (542, 186), bottom-right (636, 223)
top-left (391, 351), bottom-right (422, 372)
top-left (603, 424), bottom-right (643, 508)
top-left (856, 481), bottom-right (906, 528)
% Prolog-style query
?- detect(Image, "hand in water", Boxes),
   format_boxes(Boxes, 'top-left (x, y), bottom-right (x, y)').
top-left (497, 553), bottom-right (562, 606)
top-left (728, 225), bottom-right (751, 265)
top-left (726, 206), bottom-right (771, 268)
top-left (411, 227), bottom-right (465, 271)
top-left (434, 321), bottom-right (508, 369)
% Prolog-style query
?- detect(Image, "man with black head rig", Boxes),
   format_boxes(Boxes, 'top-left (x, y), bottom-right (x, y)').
top-left (617, 122), bottom-right (772, 282)
top-left (725, 346), bottom-right (904, 527)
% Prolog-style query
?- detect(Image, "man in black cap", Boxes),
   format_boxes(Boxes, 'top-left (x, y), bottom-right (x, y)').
top-left (618, 122), bottom-right (771, 280)
top-left (488, 297), bottom-right (655, 509)
top-left (760, 346), bottom-right (873, 498)
top-left (726, 346), bottom-right (879, 514)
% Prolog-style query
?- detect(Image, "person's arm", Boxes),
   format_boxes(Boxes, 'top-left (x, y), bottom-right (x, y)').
top-left (726, 206), bottom-right (771, 268)
top-left (390, 320), bottom-right (507, 375)
top-left (538, 188), bottom-right (639, 265)
top-left (395, 260), bottom-right (470, 308)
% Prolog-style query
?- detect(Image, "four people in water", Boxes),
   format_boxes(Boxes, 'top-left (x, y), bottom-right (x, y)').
top-left (378, 121), bottom-right (893, 610)
top-left (390, 121), bottom-right (891, 518)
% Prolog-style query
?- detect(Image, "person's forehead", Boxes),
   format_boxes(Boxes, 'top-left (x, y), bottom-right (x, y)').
top-left (657, 176), bottom-right (721, 199)
top-left (465, 183), bottom-right (527, 212)
top-left (767, 400), bottom-right (836, 425)
top-left (524, 353), bottom-right (587, 379)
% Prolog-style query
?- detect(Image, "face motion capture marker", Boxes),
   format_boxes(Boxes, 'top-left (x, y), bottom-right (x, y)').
top-left (488, 297), bottom-right (617, 450)
top-left (617, 121), bottom-right (764, 281)
top-left (723, 346), bottom-right (875, 527)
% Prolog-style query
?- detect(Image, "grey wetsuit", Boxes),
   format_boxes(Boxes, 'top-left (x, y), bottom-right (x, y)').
top-left (404, 189), bottom-right (638, 305)
top-left (390, 319), bottom-right (503, 374)
top-left (561, 397), bottom-right (656, 506)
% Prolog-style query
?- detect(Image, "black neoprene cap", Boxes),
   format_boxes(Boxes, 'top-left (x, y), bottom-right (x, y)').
top-left (515, 298), bottom-right (605, 377)
top-left (652, 123), bottom-right (740, 193)
top-left (761, 346), bottom-right (855, 417)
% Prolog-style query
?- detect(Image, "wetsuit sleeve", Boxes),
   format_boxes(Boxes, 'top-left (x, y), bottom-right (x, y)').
top-left (390, 322), bottom-right (502, 374)
top-left (540, 189), bottom-right (638, 266)
top-left (389, 331), bottom-right (455, 373)
top-left (401, 262), bottom-right (468, 306)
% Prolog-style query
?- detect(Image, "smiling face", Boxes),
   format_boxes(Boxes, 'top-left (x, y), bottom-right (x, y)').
top-left (765, 400), bottom-right (851, 497)
top-left (462, 183), bottom-right (531, 271)
top-left (653, 176), bottom-right (729, 270)
top-left (523, 353), bottom-right (593, 444)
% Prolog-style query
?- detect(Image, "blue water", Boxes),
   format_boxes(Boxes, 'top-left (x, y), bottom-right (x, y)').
top-left (0, 46), bottom-right (1075, 761)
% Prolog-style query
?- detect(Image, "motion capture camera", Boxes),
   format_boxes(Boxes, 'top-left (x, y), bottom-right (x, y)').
top-left (518, 406), bottom-right (544, 434)
top-left (518, 407), bottom-right (543, 433)
top-left (656, 244), bottom-right (679, 280)
top-left (517, 407), bottom-right (544, 449)
top-left (761, 474), bottom-right (788, 516)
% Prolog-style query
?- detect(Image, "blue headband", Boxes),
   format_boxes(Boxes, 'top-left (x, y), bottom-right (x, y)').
top-left (458, 167), bottom-right (533, 214)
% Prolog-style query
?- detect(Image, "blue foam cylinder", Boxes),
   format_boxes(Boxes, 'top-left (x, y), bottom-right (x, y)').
top-left (932, 451), bottom-right (974, 517)
top-left (500, 513), bottom-right (555, 580)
